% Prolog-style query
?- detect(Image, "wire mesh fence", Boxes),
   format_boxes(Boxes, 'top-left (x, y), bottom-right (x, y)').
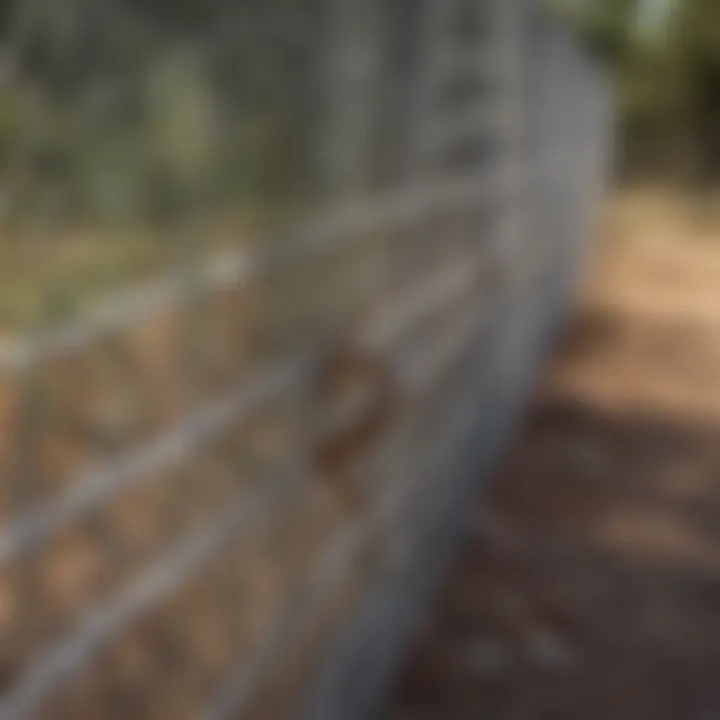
top-left (0, 0), bottom-right (611, 717)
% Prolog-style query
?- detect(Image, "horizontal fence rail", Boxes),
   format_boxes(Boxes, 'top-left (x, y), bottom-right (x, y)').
top-left (0, 0), bottom-right (611, 718)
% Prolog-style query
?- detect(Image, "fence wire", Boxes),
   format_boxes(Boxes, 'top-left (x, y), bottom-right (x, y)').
top-left (0, 0), bottom-right (611, 718)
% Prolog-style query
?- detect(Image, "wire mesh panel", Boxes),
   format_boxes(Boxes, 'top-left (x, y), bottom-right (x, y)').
top-left (0, 0), bottom-right (611, 718)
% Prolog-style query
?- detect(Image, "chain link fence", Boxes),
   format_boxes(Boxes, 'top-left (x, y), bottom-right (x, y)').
top-left (0, 0), bottom-right (611, 717)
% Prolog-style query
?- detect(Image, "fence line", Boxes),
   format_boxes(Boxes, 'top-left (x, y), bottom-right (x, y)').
top-left (0, 0), bottom-right (611, 717)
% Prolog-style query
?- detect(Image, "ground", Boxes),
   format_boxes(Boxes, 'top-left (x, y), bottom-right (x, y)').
top-left (388, 191), bottom-right (720, 720)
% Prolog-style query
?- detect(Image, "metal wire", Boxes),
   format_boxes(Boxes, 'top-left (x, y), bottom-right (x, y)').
top-left (0, 0), bottom-right (611, 717)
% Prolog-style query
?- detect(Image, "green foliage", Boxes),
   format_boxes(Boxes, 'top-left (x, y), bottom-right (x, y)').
top-left (0, 0), bottom-right (323, 231)
top-left (557, 0), bottom-right (720, 185)
top-left (0, 0), bottom-right (326, 328)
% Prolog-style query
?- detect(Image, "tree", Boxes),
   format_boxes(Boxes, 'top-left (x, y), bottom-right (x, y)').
top-left (667, 0), bottom-right (720, 185)
top-left (556, 0), bottom-right (720, 186)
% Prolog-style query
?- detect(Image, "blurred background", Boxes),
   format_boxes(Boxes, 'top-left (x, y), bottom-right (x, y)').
top-left (0, 0), bottom-right (327, 330)
top-left (560, 0), bottom-right (720, 193)
top-left (0, 0), bottom-right (717, 718)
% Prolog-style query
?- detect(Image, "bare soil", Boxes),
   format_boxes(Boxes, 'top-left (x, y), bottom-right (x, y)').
top-left (389, 192), bottom-right (720, 720)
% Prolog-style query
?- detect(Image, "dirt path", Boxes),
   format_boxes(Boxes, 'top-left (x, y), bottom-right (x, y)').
top-left (388, 194), bottom-right (720, 720)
